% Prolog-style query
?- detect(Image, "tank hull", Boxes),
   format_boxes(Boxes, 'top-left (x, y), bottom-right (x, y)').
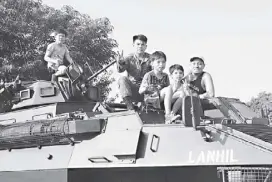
top-left (0, 169), bottom-right (67, 182)
top-left (1, 97), bottom-right (272, 182)
top-left (0, 166), bottom-right (219, 182)
top-left (69, 166), bottom-right (220, 182)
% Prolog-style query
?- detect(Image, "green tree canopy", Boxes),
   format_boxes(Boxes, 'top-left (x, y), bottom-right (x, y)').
top-left (0, 0), bottom-right (118, 98)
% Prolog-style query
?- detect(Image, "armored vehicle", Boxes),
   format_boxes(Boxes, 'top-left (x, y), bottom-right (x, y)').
top-left (0, 61), bottom-right (272, 182)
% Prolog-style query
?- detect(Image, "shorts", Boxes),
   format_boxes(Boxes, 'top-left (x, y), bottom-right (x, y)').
top-left (54, 65), bottom-right (67, 76)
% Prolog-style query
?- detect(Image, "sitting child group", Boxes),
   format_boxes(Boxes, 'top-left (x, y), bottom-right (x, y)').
top-left (44, 29), bottom-right (215, 124)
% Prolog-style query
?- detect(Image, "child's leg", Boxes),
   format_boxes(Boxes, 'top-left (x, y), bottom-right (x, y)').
top-left (51, 66), bottom-right (67, 84)
top-left (51, 73), bottom-right (57, 83)
top-left (160, 86), bottom-right (173, 115)
top-left (172, 90), bottom-right (186, 114)
top-left (55, 65), bottom-right (67, 76)
top-left (164, 90), bottom-right (183, 124)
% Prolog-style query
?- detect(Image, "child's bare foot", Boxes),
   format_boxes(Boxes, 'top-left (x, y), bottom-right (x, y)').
top-left (165, 113), bottom-right (181, 124)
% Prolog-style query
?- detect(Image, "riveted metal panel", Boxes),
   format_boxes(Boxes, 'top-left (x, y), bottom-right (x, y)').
top-left (0, 104), bottom-right (57, 124)
top-left (134, 125), bottom-right (272, 166)
top-left (68, 130), bottom-right (141, 168)
top-left (0, 145), bottom-right (74, 171)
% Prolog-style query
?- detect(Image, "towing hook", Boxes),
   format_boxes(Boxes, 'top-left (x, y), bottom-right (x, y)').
top-left (198, 127), bottom-right (213, 142)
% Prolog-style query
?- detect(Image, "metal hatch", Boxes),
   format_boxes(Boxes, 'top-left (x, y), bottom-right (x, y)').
top-left (87, 130), bottom-right (141, 164)
top-left (68, 111), bottom-right (143, 167)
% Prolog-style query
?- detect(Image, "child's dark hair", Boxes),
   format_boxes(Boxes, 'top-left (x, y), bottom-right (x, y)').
top-left (55, 28), bottom-right (68, 36)
top-left (169, 64), bottom-right (184, 74)
top-left (150, 51), bottom-right (166, 62)
top-left (133, 34), bottom-right (147, 43)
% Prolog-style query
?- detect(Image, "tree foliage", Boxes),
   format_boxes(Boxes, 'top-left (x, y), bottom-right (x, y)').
top-left (0, 0), bottom-right (118, 98)
top-left (247, 91), bottom-right (272, 118)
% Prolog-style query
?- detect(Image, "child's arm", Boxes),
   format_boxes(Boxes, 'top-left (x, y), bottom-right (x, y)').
top-left (163, 85), bottom-right (173, 115)
top-left (199, 72), bottom-right (215, 99)
top-left (44, 44), bottom-right (59, 64)
top-left (117, 56), bottom-right (130, 73)
top-left (139, 73), bottom-right (150, 95)
top-left (64, 47), bottom-right (74, 64)
top-left (182, 79), bottom-right (192, 96)
top-left (166, 74), bottom-right (170, 87)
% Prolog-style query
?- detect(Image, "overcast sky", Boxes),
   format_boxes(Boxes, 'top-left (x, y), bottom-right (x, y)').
top-left (42, 0), bottom-right (272, 102)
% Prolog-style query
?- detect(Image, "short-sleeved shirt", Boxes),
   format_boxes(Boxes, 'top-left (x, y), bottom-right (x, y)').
top-left (117, 53), bottom-right (151, 85)
top-left (140, 70), bottom-right (170, 92)
top-left (45, 42), bottom-right (70, 70)
top-left (140, 70), bottom-right (170, 109)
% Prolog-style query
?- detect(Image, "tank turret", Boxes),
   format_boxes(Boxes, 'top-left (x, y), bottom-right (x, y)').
top-left (0, 60), bottom-right (116, 124)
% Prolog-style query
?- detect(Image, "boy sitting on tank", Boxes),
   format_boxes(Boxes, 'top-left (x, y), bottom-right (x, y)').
top-left (139, 51), bottom-right (180, 123)
top-left (116, 34), bottom-right (151, 110)
top-left (163, 64), bottom-right (188, 124)
top-left (171, 56), bottom-right (215, 117)
top-left (44, 28), bottom-right (74, 83)
top-left (183, 56), bottom-right (215, 99)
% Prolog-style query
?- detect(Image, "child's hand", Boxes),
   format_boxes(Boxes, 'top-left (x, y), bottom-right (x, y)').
top-left (54, 59), bottom-right (62, 66)
top-left (151, 92), bottom-right (159, 97)
top-left (192, 93), bottom-right (199, 97)
top-left (145, 85), bottom-right (156, 94)
top-left (183, 79), bottom-right (189, 88)
top-left (183, 85), bottom-right (192, 96)
top-left (157, 85), bottom-right (162, 90)
top-left (53, 59), bottom-right (59, 65)
top-left (145, 87), bottom-right (153, 94)
top-left (148, 85), bottom-right (158, 92)
top-left (116, 50), bottom-right (125, 65)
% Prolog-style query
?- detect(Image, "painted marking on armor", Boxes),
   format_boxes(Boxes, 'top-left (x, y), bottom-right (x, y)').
top-left (188, 149), bottom-right (238, 164)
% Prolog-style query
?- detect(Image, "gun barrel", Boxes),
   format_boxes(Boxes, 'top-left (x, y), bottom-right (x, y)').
top-left (86, 60), bottom-right (116, 82)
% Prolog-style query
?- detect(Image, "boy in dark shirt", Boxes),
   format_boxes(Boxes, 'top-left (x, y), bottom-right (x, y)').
top-left (183, 56), bottom-right (215, 98)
